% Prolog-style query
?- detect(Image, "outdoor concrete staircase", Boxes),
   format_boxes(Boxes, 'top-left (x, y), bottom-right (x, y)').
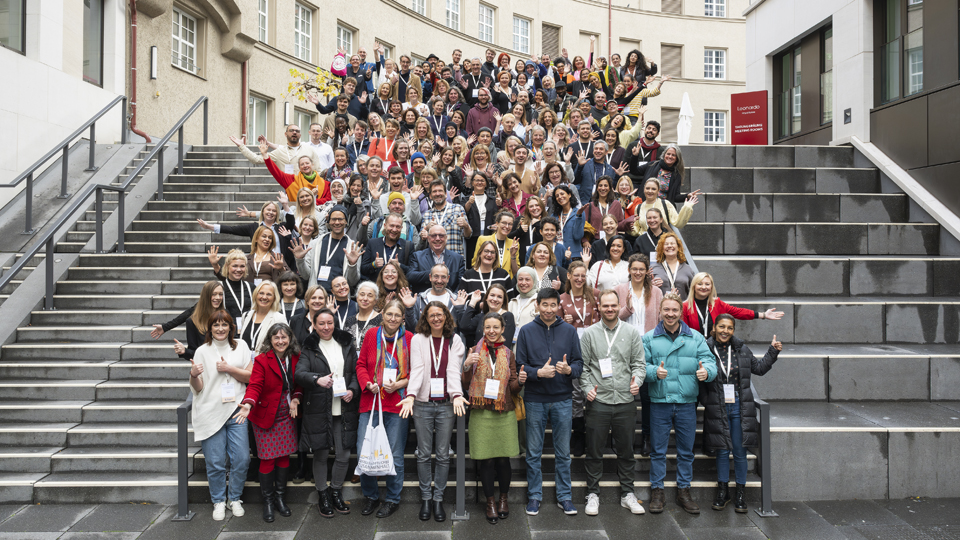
top-left (0, 144), bottom-right (956, 505)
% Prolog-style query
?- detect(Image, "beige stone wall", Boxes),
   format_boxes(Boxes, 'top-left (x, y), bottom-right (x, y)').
top-left (131, 0), bottom-right (747, 146)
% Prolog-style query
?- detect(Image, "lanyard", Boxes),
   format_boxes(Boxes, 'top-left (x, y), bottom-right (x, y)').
top-left (516, 297), bottom-right (536, 316)
top-left (381, 332), bottom-right (399, 367)
top-left (357, 316), bottom-right (373, 346)
top-left (496, 239), bottom-right (506, 266)
top-left (399, 71), bottom-right (410, 87)
top-left (696, 302), bottom-right (711, 336)
top-left (225, 280), bottom-right (251, 313)
top-left (479, 270), bottom-right (494, 292)
top-left (383, 243), bottom-right (399, 263)
top-left (432, 115), bottom-right (443, 133)
top-left (283, 301), bottom-right (298, 321)
top-left (336, 302), bottom-right (350, 329)
top-left (353, 140), bottom-right (365, 158)
top-left (599, 202), bottom-right (608, 215)
top-left (559, 209), bottom-right (574, 240)
top-left (446, 103), bottom-right (457, 116)
top-left (577, 141), bottom-right (589, 155)
top-left (469, 74), bottom-right (480, 87)
top-left (646, 231), bottom-right (658, 248)
top-left (378, 98), bottom-right (388, 113)
top-left (252, 253), bottom-right (268, 278)
top-left (528, 220), bottom-right (537, 245)
top-left (430, 336), bottom-right (445, 376)
top-left (571, 294), bottom-right (587, 325)
top-left (663, 261), bottom-right (678, 290)
top-left (603, 321), bottom-right (623, 357)
top-left (713, 345), bottom-right (732, 380)
top-left (324, 234), bottom-right (345, 265)
top-left (432, 203), bottom-right (450, 225)
top-left (276, 353), bottom-right (292, 394)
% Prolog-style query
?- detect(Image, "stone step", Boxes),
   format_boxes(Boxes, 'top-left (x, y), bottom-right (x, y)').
top-left (50, 446), bottom-right (187, 473)
top-left (1, 342), bottom-right (169, 361)
top-left (0, 401), bottom-right (88, 423)
top-left (128, 220), bottom-right (254, 232)
top-left (77, 253), bottom-right (202, 267)
top-left (95, 380), bottom-right (190, 400)
top-left (53, 280), bottom-right (206, 295)
top-left (81, 399), bottom-right (185, 422)
top-left (0, 447), bottom-right (59, 473)
top-left (152, 192), bottom-right (280, 203)
top-left (157, 182), bottom-right (278, 194)
top-left (0, 380), bottom-right (100, 400)
top-left (0, 424), bottom-right (74, 446)
top-left (0, 361), bottom-right (112, 381)
top-left (123, 241), bottom-right (247, 254)
top-left (687, 167), bottom-right (880, 195)
top-left (16, 325), bottom-right (185, 343)
top-left (689, 193), bottom-right (907, 223)
top-left (65, 422), bottom-right (190, 447)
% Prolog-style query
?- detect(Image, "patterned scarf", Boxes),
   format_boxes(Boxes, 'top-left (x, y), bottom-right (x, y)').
top-left (375, 325), bottom-right (409, 399)
top-left (468, 339), bottom-right (510, 412)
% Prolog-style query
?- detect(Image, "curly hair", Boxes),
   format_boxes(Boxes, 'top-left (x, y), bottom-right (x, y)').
top-left (415, 301), bottom-right (456, 338)
top-left (258, 322), bottom-right (301, 358)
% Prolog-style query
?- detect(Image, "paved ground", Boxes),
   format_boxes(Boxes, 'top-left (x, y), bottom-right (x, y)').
top-left (0, 497), bottom-right (958, 539)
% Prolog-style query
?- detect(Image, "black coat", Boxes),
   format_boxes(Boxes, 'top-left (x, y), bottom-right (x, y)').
top-left (627, 158), bottom-right (686, 204)
top-left (360, 238), bottom-right (415, 282)
top-left (700, 336), bottom-right (779, 451)
top-left (294, 329), bottom-right (361, 452)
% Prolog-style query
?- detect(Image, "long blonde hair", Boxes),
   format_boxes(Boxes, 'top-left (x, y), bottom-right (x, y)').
top-left (294, 187), bottom-right (319, 224)
top-left (686, 272), bottom-right (717, 310)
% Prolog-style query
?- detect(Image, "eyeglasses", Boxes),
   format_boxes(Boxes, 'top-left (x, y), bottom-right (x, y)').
top-left (429, 234), bottom-right (446, 238)
top-left (383, 313), bottom-right (403, 320)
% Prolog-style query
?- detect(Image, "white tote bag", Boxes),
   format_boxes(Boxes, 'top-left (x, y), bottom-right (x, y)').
top-left (354, 394), bottom-right (397, 477)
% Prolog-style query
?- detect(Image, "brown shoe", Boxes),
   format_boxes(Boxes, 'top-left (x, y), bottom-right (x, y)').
top-left (485, 496), bottom-right (499, 524)
top-left (497, 493), bottom-right (510, 519)
top-left (649, 488), bottom-right (665, 514)
top-left (676, 487), bottom-right (700, 514)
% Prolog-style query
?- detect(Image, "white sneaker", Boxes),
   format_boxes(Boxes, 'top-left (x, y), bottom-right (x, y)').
top-left (212, 501), bottom-right (226, 521)
top-left (585, 493), bottom-right (600, 516)
top-left (228, 500), bottom-right (245, 517)
top-left (621, 493), bottom-right (645, 514)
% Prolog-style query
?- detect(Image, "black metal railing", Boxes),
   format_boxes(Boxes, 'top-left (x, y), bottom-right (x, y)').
top-left (0, 96), bottom-right (208, 310)
top-left (451, 412), bottom-right (469, 520)
top-left (173, 393), bottom-right (195, 521)
top-left (754, 395), bottom-right (777, 517)
top-left (0, 95), bottom-right (127, 234)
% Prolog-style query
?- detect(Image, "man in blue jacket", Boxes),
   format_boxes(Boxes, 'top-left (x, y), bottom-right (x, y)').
top-left (642, 292), bottom-right (717, 515)
top-left (516, 288), bottom-right (584, 517)
top-left (406, 224), bottom-right (465, 294)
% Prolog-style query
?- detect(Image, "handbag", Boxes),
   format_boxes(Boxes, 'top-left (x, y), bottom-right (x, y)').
top-left (354, 394), bottom-right (396, 477)
top-left (512, 393), bottom-right (525, 421)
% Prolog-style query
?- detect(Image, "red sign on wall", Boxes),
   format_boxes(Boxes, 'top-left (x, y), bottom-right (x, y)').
top-left (731, 90), bottom-right (768, 145)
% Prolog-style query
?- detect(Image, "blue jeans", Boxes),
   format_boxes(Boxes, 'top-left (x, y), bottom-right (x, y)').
top-left (412, 401), bottom-right (455, 501)
top-left (716, 398), bottom-right (748, 484)
top-left (525, 399), bottom-right (573, 502)
top-left (357, 410), bottom-right (409, 504)
top-left (200, 411), bottom-right (250, 503)
top-left (649, 402), bottom-right (696, 489)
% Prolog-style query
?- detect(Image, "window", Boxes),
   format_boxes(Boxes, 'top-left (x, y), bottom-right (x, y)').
top-left (294, 4), bottom-right (312, 62)
top-left (904, 0), bottom-right (923, 96)
top-left (662, 0), bottom-right (682, 14)
top-left (446, 0), bottom-right (460, 31)
top-left (295, 109), bottom-right (313, 137)
top-left (776, 47), bottom-right (801, 138)
top-left (880, 0), bottom-right (923, 103)
top-left (247, 95), bottom-right (268, 141)
top-left (791, 47), bottom-right (802, 134)
top-left (543, 24), bottom-right (560, 58)
top-left (378, 42), bottom-right (392, 59)
top-left (258, 0), bottom-right (268, 42)
top-left (0, 0), bottom-right (25, 53)
top-left (704, 49), bottom-right (725, 79)
top-left (479, 4), bottom-right (494, 43)
top-left (704, 111), bottom-right (726, 143)
top-left (83, 0), bottom-right (104, 86)
top-left (412, 0), bottom-right (425, 16)
top-left (661, 108), bottom-right (680, 143)
top-left (172, 8), bottom-right (198, 73)
top-left (821, 27), bottom-right (833, 124)
top-left (513, 17), bottom-right (530, 54)
top-left (661, 44), bottom-right (682, 78)
top-left (336, 24), bottom-right (352, 56)
top-left (705, 0), bottom-right (725, 17)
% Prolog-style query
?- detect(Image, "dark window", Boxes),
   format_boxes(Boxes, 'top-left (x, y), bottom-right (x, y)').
top-left (776, 47), bottom-right (802, 138)
top-left (83, 0), bottom-right (105, 86)
top-left (879, 0), bottom-right (923, 104)
top-left (0, 0), bottom-right (26, 54)
top-left (821, 27), bottom-right (833, 124)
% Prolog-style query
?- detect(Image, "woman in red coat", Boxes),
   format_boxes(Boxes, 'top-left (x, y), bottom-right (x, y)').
top-left (234, 323), bottom-right (304, 523)
top-left (682, 272), bottom-right (784, 338)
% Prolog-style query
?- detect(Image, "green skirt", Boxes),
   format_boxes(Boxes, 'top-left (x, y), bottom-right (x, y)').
top-left (469, 408), bottom-right (520, 460)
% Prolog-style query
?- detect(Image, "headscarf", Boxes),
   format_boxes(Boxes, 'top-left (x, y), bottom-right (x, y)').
top-left (515, 267), bottom-right (539, 300)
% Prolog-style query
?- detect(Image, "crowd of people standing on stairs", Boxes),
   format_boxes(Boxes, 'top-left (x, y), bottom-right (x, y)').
top-left (159, 36), bottom-right (790, 525)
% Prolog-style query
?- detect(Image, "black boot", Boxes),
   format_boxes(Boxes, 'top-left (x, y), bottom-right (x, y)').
top-left (642, 434), bottom-right (652, 457)
top-left (571, 417), bottom-right (586, 458)
top-left (734, 484), bottom-right (748, 513)
top-left (293, 451), bottom-right (310, 484)
top-left (260, 470), bottom-right (276, 523)
top-left (331, 488), bottom-right (350, 514)
top-left (317, 488), bottom-right (335, 518)
top-left (273, 466), bottom-right (292, 517)
top-left (433, 500), bottom-right (446, 522)
top-left (712, 482), bottom-right (730, 510)
top-left (419, 500), bottom-right (432, 521)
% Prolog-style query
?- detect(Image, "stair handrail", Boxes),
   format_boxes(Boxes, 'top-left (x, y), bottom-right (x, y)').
top-left (0, 96), bottom-right (209, 310)
top-left (0, 95), bottom-right (127, 234)
top-left (753, 384), bottom-right (777, 517)
top-left (173, 393), bottom-right (195, 521)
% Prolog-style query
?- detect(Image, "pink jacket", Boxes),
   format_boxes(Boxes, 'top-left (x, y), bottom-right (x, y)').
top-left (614, 282), bottom-right (663, 333)
top-left (407, 333), bottom-right (466, 401)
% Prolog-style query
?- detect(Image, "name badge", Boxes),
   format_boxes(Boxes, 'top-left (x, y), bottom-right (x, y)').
top-left (284, 164), bottom-right (295, 174)
top-left (599, 357), bottom-right (614, 379)
top-left (513, 328), bottom-right (520, 342)
top-left (333, 376), bottom-right (347, 397)
top-left (250, 351), bottom-right (257, 363)
top-left (430, 378), bottom-right (445, 398)
top-left (253, 278), bottom-right (263, 287)
top-left (650, 251), bottom-right (657, 262)
top-left (220, 382), bottom-right (236, 403)
top-left (484, 378), bottom-right (501, 399)
top-left (723, 384), bottom-right (736, 404)
top-left (383, 368), bottom-right (398, 384)
top-left (317, 266), bottom-right (332, 281)
top-left (472, 89), bottom-right (479, 98)
top-left (577, 327), bottom-right (586, 338)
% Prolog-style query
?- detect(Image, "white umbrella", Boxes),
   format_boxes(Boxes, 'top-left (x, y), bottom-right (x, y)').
top-left (677, 92), bottom-right (694, 145)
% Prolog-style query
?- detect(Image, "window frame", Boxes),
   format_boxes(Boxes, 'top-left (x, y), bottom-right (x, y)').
top-left (171, 7), bottom-right (199, 74)
top-left (412, 0), bottom-right (426, 16)
top-left (258, 0), bottom-right (268, 43)
top-left (446, 0), bottom-right (460, 31)
top-left (336, 24), bottom-right (353, 56)
top-left (0, 0), bottom-right (26, 55)
top-left (247, 94), bottom-right (270, 142)
top-left (83, 0), bottom-right (105, 87)
top-left (478, 3), bottom-right (495, 43)
top-left (294, 3), bottom-right (313, 63)
top-left (294, 108), bottom-right (314, 137)
top-left (513, 16), bottom-right (531, 55)
top-left (821, 26), bottom-right (833, 125)
top-left (877, 0), bottom-right (924, 105)
top-left (704, 0), bottom-right (725, 17)
top-left (703, 48), bottom-right (726, 80)
top-left (704, 110), bottom-right (726, 143)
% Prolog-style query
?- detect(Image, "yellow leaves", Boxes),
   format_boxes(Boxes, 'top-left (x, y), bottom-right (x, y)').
top-left (281, 65), bottom-right (342, 103)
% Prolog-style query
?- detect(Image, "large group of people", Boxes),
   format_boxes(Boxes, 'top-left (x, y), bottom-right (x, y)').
top-left (162, 38), bottom-right (788, 524)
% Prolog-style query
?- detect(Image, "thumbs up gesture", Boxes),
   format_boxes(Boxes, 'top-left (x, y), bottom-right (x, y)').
top-left (538, 357), bottom-right (557, 379)
top-left (771, 334), bottom-right (782, 352)
top-left (557, 354), bottom-right (571, 375)
top-left (586, 384), bottom-right (598, 402)
top-left (629, 375), bottom-right (640, 396)
top-left (696, 361), bottom-right (708, 382)
top-left (656, 361), bottom-right (667, 380)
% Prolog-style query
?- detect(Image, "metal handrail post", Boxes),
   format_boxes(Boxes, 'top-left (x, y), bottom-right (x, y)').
top-left (95, 188), bottom-right (104, 254)
top-left (86, 123), bottom-right (97, 172)
top-left (754, 397), bottom-right (777, 517)
top-left (116, 191), bottom-right (126, 253)
top-left (177, 126), bottom-right (184, 175)
top-left (23, 174), bottom-right (34, 234)
top-left (172, 395), bottom-right (195, 521)
top-left (121, 96), bottom-right (128, 145)
top-left (59, 146), bottom-right (70, 198)
top-left (451, 412), bottom-right (469, 521)
top-left (43, 237), bottom-right (55, 310)
top-left (156, 147), bottom-right (165, 201)
top-left (202, 99), bottom-right (208, 144)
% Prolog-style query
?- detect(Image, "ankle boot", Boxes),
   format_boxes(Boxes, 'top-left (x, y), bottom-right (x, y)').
top-left (259, 470), bottom-right (276, 523)
top-left (331, 488), bottom-right (350, 514)
top-left (497, 493), bottom-right (510, 519)
top-left (317, 488), bottom-right (335, 518)
top-left (293, 451), bottom-right (309, 484)
top-left (712, 482), bottom-right (730, 510)
top-left (485, 496), bottom-right (499, 524)
top-left (273, 466), bottom-right (292, 517)
top-left (676, 487), bottom-right (700, 515)
top-left (734, 484), bottom-right (747, 513)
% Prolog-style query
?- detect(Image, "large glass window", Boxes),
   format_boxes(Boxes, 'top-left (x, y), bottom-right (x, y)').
top-left (446, 0), bottom-right (460, 31)
top-left (880, 0), bottom-right (923, 103)
top-left (0, 0), bottom-right (25, 53)
top-left (777, 47), bottom-right (801, 138)
top-left (705, 0), bottom-right (725, 17)
top-left (704, 111), bottom-right (726, 143)
top-left (513, 17), bottom-right (530, 54)
top-left (704, 49), bottom-right (725, 79)
top-left (412, 0), bottom-right (425, 16)
top-left (336, 25), bottom-right (352, 55)
top-left (295, 109), bottom-right (312, 137)
top-left (904, 0), bottom-right (923, 96)
top-left (171, 8), bottom-right (198, 74)
top-left (83, 0), bottom-right (104, 86)
top-left (294, 4), bottom-right (311, 62)
top-left (248, 95), bottom-right (268, 141)
top-left (821, 27), bottom-right (833, 124)
top-left (881, 0), bottom-right (902, 102)
top-left (478, 4), bottom-right (494, 43)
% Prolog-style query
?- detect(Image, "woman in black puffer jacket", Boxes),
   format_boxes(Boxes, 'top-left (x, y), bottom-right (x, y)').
top-left (700, 314), bottom-right (781, 515)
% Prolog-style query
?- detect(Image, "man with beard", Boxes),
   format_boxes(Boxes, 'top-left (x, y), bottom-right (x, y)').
top-left (419, 181), bottom-right (471, 259)
top-left (231, 123), bottom-right (319, 171)
top-left (466, 87), bottom-right (497, 136)
top-left (361, 212), bottom-right (415, 282)
top-left (626, 121), bottom-right (662, 164)
top-left (461, 58), bottom-right (493, 107)
top-left (292, 205), bottom-right (363, 291)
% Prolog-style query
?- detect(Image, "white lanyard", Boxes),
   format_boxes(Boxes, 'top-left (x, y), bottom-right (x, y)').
top-left (528, 221), bottom-right (537, 245)
top-left (478, 270), bottom-right (494, 292)
top-left (603, 321), bottom-right (623, 357)
top-left (599, 202), bottom-right (608, 215)
top-left (432, 116), bottom-right (443, 134)
top-left (399, 71), bottom-right (410, 86)
top-left (696, 302), bottom-right (711, 336)
top-left (646, 231), bottom-right (657, 248)
top-left (252, 253), bottom-right (267, 278)
top-left (430, 336), bottom-right (445, 376)
top-left (336, 302), bottom-right (350, 329)
top-left (559, 209), bottom-right (574, 238)
top-left (446, 104), bottom-right (457, 116)
top-left (283, 301), bottom-right (298, 321)
top-left (353, 140), bottom-right (364, 158)
top-left (358, 316), bottom-right (373, 342)
top-left (571, 294), bottom-right (587, 325)
top-left (432, 204), bottom-right (450, 225)
top-left (248, 315), bottom-right (266, 348)
top-left (713, 345), bottom-right (732, 380)
top-left (381, 332), bottom-right (399, 364)
top-left (383, 243), bottom-right (399, 263)
top-left (378, 98), bottom-right (388, 112)
top-left (324, 234), bottom-right (345, 265)
top-left (276, 354), bottom-right (292, 394)
top-left (577, 141), bottom-right (589, 155)
top-left (469, 74), bottom-right (480, 87)
top-left (225, 280), bottom-right (251, 313)
top-left (496, 240), bottom-right (506, 266)
top-left (663, 261), bottom-right (679, 290)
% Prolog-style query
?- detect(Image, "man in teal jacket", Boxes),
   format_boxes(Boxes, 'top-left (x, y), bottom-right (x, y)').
top-left (642, 292), bottom-right (717, 515)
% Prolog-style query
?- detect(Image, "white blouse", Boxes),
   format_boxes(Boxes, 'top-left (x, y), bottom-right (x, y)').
top-left (191, 339), bottom-right (252, 442)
